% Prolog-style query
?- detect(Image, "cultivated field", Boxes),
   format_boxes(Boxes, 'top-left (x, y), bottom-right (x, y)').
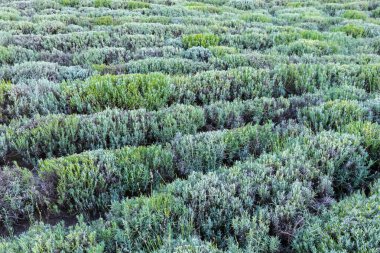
top-left (0, 0), bottom-right (379, 252)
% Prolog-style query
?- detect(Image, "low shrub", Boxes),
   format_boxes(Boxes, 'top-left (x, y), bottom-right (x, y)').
top-left (71, 72), bottom-right (171, 112)
top-left (299, 100), bottom-right (368, 131)
top-left (182, 34), bottom-right (220, 49)
top-left (335, 23), bottom-right (366, 38)
top-left (94, 0), bottom-right (112, 8)
top-left (342, 10), bottom-right (367, 20)
top-left (283, 39), bottom-right (339, 56)
top-left (0, 166), bottom-right (41, 233)
top-left (292, 179), bottom-right (380, 252)
top-left (39, 145), bottom-right (173, 213)
top-left (182, 46), bottom-right (212, 62)
top-left (59, 0), bottom-right (79, 7)
top-left (103, 193), bottom-right (192, 252)
top-left (93, 16), bottom-right (114, 26)
top-left (126, 57), bottom-right (210, 74)
top-left (0, 218), bottom-right (105, 252)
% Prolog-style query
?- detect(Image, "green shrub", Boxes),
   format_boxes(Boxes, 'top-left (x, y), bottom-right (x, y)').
top-left (104, 193), bottom-right (192, 252)
top-left (126, 57), bottom-right (209, 74)
top-left (94, 0), bottom-right (112, 8)
top-left (300, 30), bottom-right (325, 40)
top-left (321, 85), bottom-right (370, 101)
top-left (335, 23), bottom-right (366, 38)
top-left (5, 104), bottom-right (204, 164)
top-left (227, 210), bottom-right (280, 252)
top-left (182, 46), bottom-right (212, 62)
top-left (241, 13), bottom-right (272, 23)
top-left (150, 104), bottom-right (205, 143)
top-left (73, 72), bottom-right (171, 112)
top-left (35, 122), bottom-right (287, 215)
top-left (284, 39), bottom-right (339, 56)
top-left (0, 219), bottom-right (105, 252)
top-left (222, 32), bottom-right (271, 50)
top-left (342, 10), bottom-right (367, 20)
top-left (372, 7), bottom-right (380, 18)
top-left (0, 81), bottom-right (11, 120)
top-left (204, 97), bottom-right (292, 129)
top-left (227, 0), bottom-right (264, 10)
top-left (171, 131), bottom-right (226, 176)
top-left (222, 123), bottom-right (279, 164)
top-left (0, 166), bottom-right (41, 234)
top-left (187, 3), bottom-right (222, 13)
top-left (299, 100), bottom-right (368, 131)
top-left (39, 145), bottom-right (173, 213)
top-left (154, 236), bottom-right (222, 253)
top-left (292, 179), bottom-right (380, 252)
top-left (0, 46), bottom-right (11, 64)
top-left (72, 47), bottom-right (126, 66)
top-left (208, 46), bottom-right (237, 57)
top-left (124, 1), bottom-right (150, 9)
top-left (344, 121), bottom-right (380, 167)
top-left (182, 34), bottom-right (220, 49)
top-left (171, 67), bottom-right (273, 105)
top-left (59, 0), bottom-right (79, 7)
top-left (93, 16), bottom-right (114, 26)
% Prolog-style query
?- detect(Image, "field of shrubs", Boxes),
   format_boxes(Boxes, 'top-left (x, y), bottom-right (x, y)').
top-left (0, 0), bottom-right (379, 252)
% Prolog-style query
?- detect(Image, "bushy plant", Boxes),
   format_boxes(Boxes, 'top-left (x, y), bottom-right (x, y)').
top-left (342, 10), bottom-right (367, 20)
top-left (292, 179), bottom-right (380, 252)
top-left (182, 34), bottom-right (220, 49)
top-left (123, 1), bottom-right (150, 9)
top-left (335, 23), bottom-right (366, 38)
top-left (241, 13), bottom-right (272, 23)
top-left (299, 100), bottom-right (368, 131)
top-left (343, 121), bottom-right (380, 167)
top-left (182, 46), bottom-right (212, 62)
top-left (72, 72), bottom-right (171, 111)
top-left (94, 0), bottom-right (112, 8)
top-left (0, 218), bottom-right (105, 252)
top-left (154, 236), bottom-right (222, 253)
top-left (104, 193), bottom-right (192, 252)
top-left (283, 39), bottom-right (339, 56)
top-left (39, 145), bottom-right (173, 213)
top-left (93, 16), bottom-right (114, 26)
top-left (126, 57), bottom-right (210, 74)
top-left (0, 166), bottom-right (41, 233)
top-left (73, 47), bottom-right (126, 66)
top-left (0, 46), bottom-right (11, 64)
top-left (60, 0), bottom-right (80, 7)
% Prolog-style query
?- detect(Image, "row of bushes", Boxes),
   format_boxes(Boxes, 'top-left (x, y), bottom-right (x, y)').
top-left (3, 94), bottom-right (310, 165)
top-left (0, 122), bottom-right (297, 232)
top-left (46, 123), bottom-right (282, 212)
top-left (2, 117), bottom-right (379, 236)
top-left (4, 98), bottom-right (377, 231)
top-left (299, 98), bottom-right (380, 131)
top-left (1, 63), bottom-right (377, 121)
top-left (0, 61), bottom-right (91, 83)
top-left (9, 32), bottom-right (164, 53)
top-left (0, 40), bottom-right (380, 77)
top-left (6, 24), bottom-right (377, 56)
top-left (3, 86), bottom-right (376, 165)
top-left (1, 127), bottom-right (378, 251)
top-left (211, 51), bottom-right (380, 70)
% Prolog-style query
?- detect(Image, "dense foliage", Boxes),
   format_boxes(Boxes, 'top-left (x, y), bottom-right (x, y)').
top-left (0, 0), bottom-right (379, 252)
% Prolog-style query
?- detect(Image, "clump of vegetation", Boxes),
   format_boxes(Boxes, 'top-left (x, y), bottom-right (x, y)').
top-left (182, 34), bottom-right (220, 49)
